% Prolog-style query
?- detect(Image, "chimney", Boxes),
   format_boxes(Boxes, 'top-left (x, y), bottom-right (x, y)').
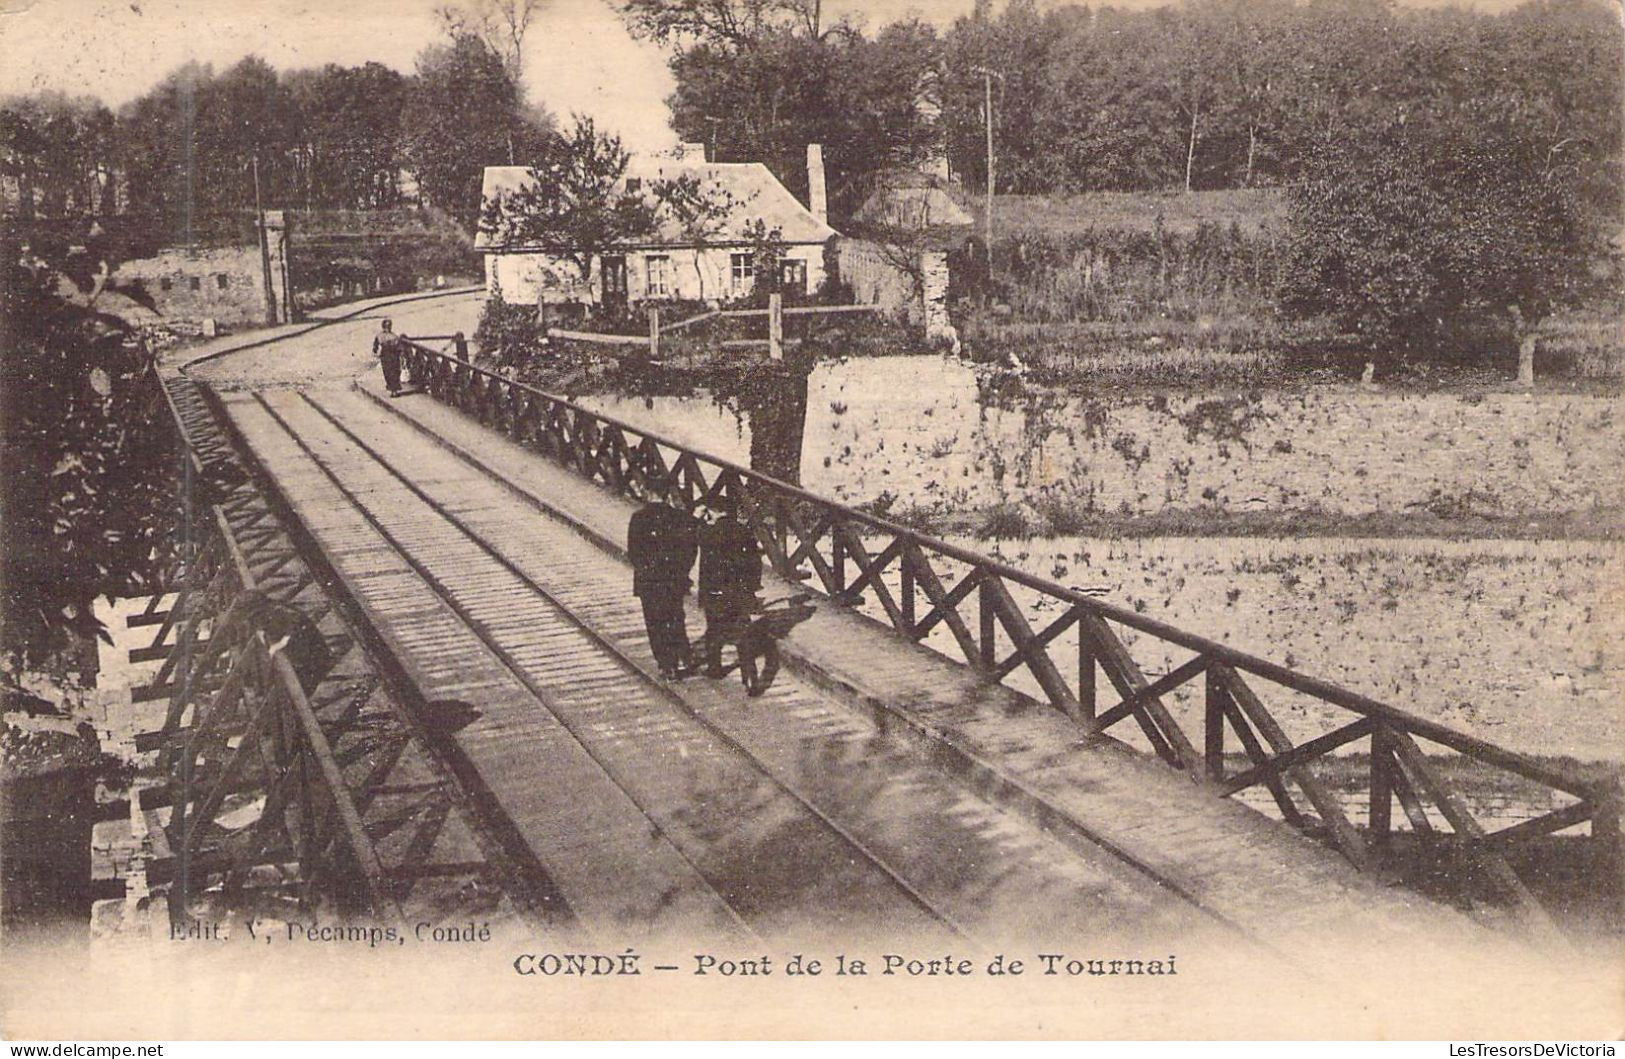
top-left (806, 143), bottom-right (827, 224)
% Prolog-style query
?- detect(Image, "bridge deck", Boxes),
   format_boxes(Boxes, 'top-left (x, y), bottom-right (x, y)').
top-left (219, 385), bottom-right (1224, 950)
top-left (209, 373), bottom-right (1508, 967)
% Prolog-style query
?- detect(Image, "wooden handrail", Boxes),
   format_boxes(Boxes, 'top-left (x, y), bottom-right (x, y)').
top-left (401, 339), bottom-right (1608, 802)
top-left (401, 337), bottom-right (1623, 926)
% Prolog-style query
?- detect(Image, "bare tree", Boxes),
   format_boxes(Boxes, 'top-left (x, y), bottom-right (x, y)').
top-left (437, 0), bottom-right (544, 88)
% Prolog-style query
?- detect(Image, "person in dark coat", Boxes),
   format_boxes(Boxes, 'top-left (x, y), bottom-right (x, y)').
top-left (373, 318), bottom-right (404, 395)
top-left (698, 499), bottom-right (762, 678)
top-left (627, 479), bottom-right (699, 679)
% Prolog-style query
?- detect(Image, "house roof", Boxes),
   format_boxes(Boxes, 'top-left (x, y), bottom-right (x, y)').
top-left (853, 182), bottom-right (974, 230)
top-left (476, 157), bottom-right (838, 252)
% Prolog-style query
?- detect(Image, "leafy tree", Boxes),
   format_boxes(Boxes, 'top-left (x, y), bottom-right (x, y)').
top-left (0, 236), bottom-right (174, 667)
top-left (623, 0), bottom-right (824, 48)
top-left (652, 172), bottom-right (741, 299)
top-left (474, 277), bottom-right (547, 365)
top-left (478, 115), bottom-right (658, 287)
top-left (403, 33), bottom-right (552, 226)
top-left (1281, 109), bottom-right (1599, 374)
top-left (283, 62), bottom-right (409, 209)
top-left (113, 57), bottom-right (301, 235)
top-left (0, 93), bottom-right (117, 218)
top-left (659, 22), bottom-right (941, 215)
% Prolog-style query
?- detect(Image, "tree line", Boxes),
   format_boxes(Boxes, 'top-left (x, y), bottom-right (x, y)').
top-left (1, 30), bottom-right (549, 234)
top-left (631, 0), bottom-right (1621, 224)
top-left (631, 0), bottom-right (1620, 361)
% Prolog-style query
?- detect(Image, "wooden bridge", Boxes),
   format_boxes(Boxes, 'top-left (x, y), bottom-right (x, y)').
top-left (131, 327), bottom-right (1621, 964)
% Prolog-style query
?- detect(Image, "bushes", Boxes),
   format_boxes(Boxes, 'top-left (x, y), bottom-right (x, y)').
top-left (2, 240), bottom-right (175, 666)
top-left (982, 220), bottom-right (1287, 325)
top-left (474, 283), bottom-right (547, 366)
top-left (1281, 114), bottom-right (1604, 365)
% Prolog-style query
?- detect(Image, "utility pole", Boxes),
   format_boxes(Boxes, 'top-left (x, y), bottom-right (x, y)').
top-left (252, 155), bottom-right (277, 325)
top-left (972, 67), bottom-right (1000, 268)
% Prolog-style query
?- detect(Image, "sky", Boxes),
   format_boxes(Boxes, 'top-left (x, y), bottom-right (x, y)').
top-left (0, 0), bottom-right (989, 152)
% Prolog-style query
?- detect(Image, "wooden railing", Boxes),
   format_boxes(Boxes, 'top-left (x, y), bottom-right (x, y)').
top-left (546, 297), bottom-right (882, 360)
top-left (136, 381), bottom-right (388, 923)
top-left (400, 340), bottom-right (1621, 928)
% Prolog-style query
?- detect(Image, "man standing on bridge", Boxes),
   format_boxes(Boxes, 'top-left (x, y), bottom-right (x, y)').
top-left (373, 317), bottom-right (404, 396)
top-left (627, 476), bottom-right (699, 680)
top-left (698, 498), bottom-right (762, 680)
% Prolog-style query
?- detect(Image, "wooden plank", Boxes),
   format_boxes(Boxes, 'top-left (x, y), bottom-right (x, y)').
top-left (663, 309), bottom-right (721, 333)
top-left (768, 293), bottom-right (783, 360)
top-left (992, 606), bottom-right (1080, 681)
top-left (782, 303), bottom-right (882, 317)
top-left (130, 637), bottom-right (210, 664)
top-left (982, 577), bottom-right (1084, 718)
top-left (1483, 801), bottom-right (1596, 849)
top-left (900, 552), bottom-right (916, 631)
top-left (545, 328), bottom-right (650, 347)
top-left (978, 581), bottom-right (997, 670)
top-left (1204, 669), bottom-right (1225, 781)
top-left (909, 558), bottom-right (981, 639)
top-left (1369, 726), bottom-right (1395, 846)
top-left (1219, 716), bottom-right (1377, 796)
top-left (182, 701), bottom-right (272, 855)
top-left (829, 528), bottom-right (905, 630)
top-left (1080, 613), bottom-right (1202, 774)
top-left (1218, 694), bottom-right (1306, 827)
top-left (1387, 729), bottom-right (1555, 931)
top-left (900, 543), bottom-right (982, 666)
top-left (1388, 753), bottom-right (1437, 834)
top-left (1079, 623), bottom-right (1096, 722)
top-left (1220, 666), bottom-right (1370, 871)
top-left (1092, 654), bottom-right (1212, 736)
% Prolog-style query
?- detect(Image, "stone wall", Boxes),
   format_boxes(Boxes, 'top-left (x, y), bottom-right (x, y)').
top-left (804, 358), bottom-right (1625, 519)
top-left (935, 534), bottom-right (1623, 764)
top-left (113, 245), bottom-right (271, 329)
top-left (836, 238), bottom-right (918, 321)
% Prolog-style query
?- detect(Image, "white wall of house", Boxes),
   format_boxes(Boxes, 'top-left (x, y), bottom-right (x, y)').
top-left (485, 252), bottom-right (593, 304)
top-left (485, 242), bottom-right (827, 306)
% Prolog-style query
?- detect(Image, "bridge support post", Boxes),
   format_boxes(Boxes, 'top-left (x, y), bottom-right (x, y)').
top-left (1369, 727), bottom-right (1395, 849)
top-left (1203, 671), bottom-right (1225, 781)
top-left (647, 307), bottom-right (660, 360)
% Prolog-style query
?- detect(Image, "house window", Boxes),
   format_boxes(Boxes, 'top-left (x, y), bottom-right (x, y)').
top-left (780, 258), bottom-right (808, 294)
top-left (160, 277), bottom-right (173, 292)
top-left (216, 274), bottom-right (229, 289)
top-left (189, 276), bottom-right (201, 291)
top-left (730, 252), bottom-right (754, 291)
top-left (645, 255), bottom-right (671, 298)
top-left (625, 178), bottom-right (642, 193)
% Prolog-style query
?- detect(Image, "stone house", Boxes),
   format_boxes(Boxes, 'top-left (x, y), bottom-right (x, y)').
top-left (108, 212), bottom-right (293, 332)
top-left (476, 144), bottom-right (837, 310)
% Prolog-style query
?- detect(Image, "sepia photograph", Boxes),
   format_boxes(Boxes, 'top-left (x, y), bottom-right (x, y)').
top-left (0, 0), bottom-right (1621, 1041)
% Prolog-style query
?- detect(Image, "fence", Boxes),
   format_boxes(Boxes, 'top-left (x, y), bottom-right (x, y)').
top-left (547, 296), bottom-right (881, 360)
top-left (399, 337), bottom-right (1622, 930)
top-left (130, 380), bottom-right (389, 924)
